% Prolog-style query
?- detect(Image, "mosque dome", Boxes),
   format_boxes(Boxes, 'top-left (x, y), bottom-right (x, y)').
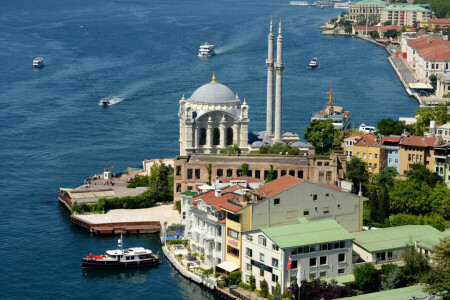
top-left (190, 74), bottom-right (239, 104)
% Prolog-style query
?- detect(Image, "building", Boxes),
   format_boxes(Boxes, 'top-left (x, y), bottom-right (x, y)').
top-left (419, 18), bottom-right (450, 30)
top-left (436, 123), bottom-right (450, 143)
top-left (434, 144), bottom-right (450, 185)
top-left (343, 133), bottom-right (364, 161)
top-left (348, 0), bottom-right (387, 23)
top-left (172, 153), bottom-right (347, 202)
top-left (436, 73), bottom-right (450, 98)
top-left (381, 136), bottom-right (402, 173)
top-left (352, 225), bottom-right (450, 264)
top-left (352, 134), bottom-right (385, 173)
top-left (241, 218), bottom-right (354, 294)
top-left (399, 135), bottom-right (437, 175)
top-left (380, 4), bottom-right (432, 27)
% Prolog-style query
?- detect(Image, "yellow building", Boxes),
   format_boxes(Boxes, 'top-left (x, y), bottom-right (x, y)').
top-left (399, 136), bottom-right (437, 176)
top-left (352, 134), bottom-right (385, 173)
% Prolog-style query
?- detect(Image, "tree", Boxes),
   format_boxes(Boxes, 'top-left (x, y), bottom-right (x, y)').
top-left (384, 29), bottom-right (398, 39)
top-left (370, 30), bottom-right (380, 39)
top-left (207, 163), bottom-right (212, 185)
top-left (402, 244), bottom-right (430, 283)
top-left (274, 281), bottom-right (281, 296)
top-left (373, 167), bottom-right (398, 187)
top-left (147, 159), bottom-right (174, 203)
top-left (376, 118), bottom-right (404, 136)
top-left (346, 157), bottom-right (369, 194)
top-left (304, 119), bottom-right (336, 154)
top-left (265, 165), bottom-right (275, 183)
top-left (407, 163), bottom-right (443, 188)
top-left (258, 279), bottom-right (269, 298)
top-left (345, 25), bottom-right (353, 34)
top-left (414, 103), bottom-right (450, 136)
top-left (356, 14), bottom-right (366, 25)
top-left (249, 274), bottom-right (256, 291)
top-left (354, 263), bottom-right (379, 293)
top-left (382, 265), bottom-right (404, 290)
top-left (383, 20), bottom-right (392, 26)
top-left (424, 237), bottom-right (450, 297)
top-left (288, 279), bottom-right (355, 300)
top-left (258, 142), bottom-right (300, 155)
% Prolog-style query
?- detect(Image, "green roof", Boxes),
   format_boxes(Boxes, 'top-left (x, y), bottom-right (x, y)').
top-left (384, 4), bottom-right (429, 11)
top-left (352, 225), bottom-right (446, 252)
top-left (338, 284), bottom-right (428, 300)
top-left (353, 0), bottom-right (387, 6)
top-left (323, 274), bottom-right (355, 286)
top-left (261, 218), bottom-right (354, 249)
top-left (181, 191), bottom-right (199, 197)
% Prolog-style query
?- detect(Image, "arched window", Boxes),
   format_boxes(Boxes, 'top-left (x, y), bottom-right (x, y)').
top-left (226, 127), bottom-right (233, 145)
top-left (213, 128), bottom-right (220, 146)
top-left (199, 128), bottom-right (206, 145)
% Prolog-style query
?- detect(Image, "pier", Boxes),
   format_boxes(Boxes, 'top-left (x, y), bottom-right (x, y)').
top-left (71, 215), bottom-right (161, 235)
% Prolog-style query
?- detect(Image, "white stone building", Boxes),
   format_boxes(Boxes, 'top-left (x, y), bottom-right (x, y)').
top-left (178, 74), bottom-right (249, 156)
top-left (241, 218), bottom-right (354, 294)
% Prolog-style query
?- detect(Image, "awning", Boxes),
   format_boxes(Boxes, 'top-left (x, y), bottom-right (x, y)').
top-left (409, 82), bottom-right (433, 89)
top-left (197, 184), bottom-right (214, 190)
top-left (216, 261), bottom-right (240, 273)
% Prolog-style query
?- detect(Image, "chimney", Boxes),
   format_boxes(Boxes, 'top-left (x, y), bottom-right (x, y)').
top-left (430, 120), bottom-right (436, 137)
top-left (215, 189), bottom-right (222, 197)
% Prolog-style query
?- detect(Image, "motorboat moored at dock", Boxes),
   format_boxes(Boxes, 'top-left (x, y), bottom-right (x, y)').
top-left (81, 234), bottom-right (161, 269)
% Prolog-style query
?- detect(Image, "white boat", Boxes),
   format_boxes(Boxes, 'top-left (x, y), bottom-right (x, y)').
top-left (81, 234), bottom-right (161, 269)
top-left (33, 57), bottom-right (44, 68)
top-left (334, 1), bottom-right (351, 9)
top-left (198, 42), bottom-right (215, 57)
top-left (290, 1), bottom-right (309, 5)
top-left (308, 57), bottom-right (318, 69)
top-left (358, 123), bottom-right (377, 134)
top-left (100, 97), bottom-right (110, 106)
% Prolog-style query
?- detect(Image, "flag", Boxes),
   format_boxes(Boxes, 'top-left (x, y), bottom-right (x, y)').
top-left (297, 264), bottom-right (302, 286)
top-left (286, 253), bottom-right (292, 271)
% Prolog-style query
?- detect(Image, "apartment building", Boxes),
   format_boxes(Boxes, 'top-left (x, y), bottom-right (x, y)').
top-left (399, 135), bottom-right (438, 175)
top-left (352, 134), bottom-right (385, 173)
top-left (381, 136), bottom-right (401, 173)
top-left (380, 4), bottom-right (431, 27)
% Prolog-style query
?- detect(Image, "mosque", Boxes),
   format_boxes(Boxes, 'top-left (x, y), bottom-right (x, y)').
top-left (178, 19), bottom-right (312, 156)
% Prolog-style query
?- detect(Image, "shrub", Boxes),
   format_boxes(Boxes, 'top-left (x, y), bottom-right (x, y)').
top-left (249, 274), bottom-right (256, 291)
top-left (258, 279), bottom-right (269, 298)
top-left (222, 271), bottom-right (242, 287)
top-left (238, 282), bottom-right (251, 290)
top-left (214, 272), bottom-right (221, 278)
top-left (354, 263), bottom-right (379, 293)
top-left (175, 200), bottom-right (181, 213)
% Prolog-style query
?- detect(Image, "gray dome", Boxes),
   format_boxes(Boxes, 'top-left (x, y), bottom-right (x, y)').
top-left (190, 82), bottom-right (239, 104)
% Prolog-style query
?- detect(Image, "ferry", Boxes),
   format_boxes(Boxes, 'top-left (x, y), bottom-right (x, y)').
top-left (100, 97), bottom-right (110, 106)
top-left (308, 57), bottom-right (319, 69)
top-left (33, 57), bottom-right (44, 68)
top-left (290, 1), bottom-right (309, 5)
top-left (311, 1), bottom-right (333, 6)
top-left (198, 42), bottom-right (215, 57)
top-left (81, 234), bottom-right (161, 269)
top-left (334, 1), bottom-right (351, 9)
top-left (311, 88), bottom-right (351, 130)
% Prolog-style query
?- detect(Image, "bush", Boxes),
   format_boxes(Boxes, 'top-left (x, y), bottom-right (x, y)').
top-left (222, 271), bottom-right (242, 287)
top-left (258, 279), bottom-right (269, 298)
top-left (175, 200), bottom-right (181, 213)
top-left (214, 272), bottom-right (221, 278)
top-left (354, 263), bottom-right (379, 293)
top-left (238, 282), bottom-right (252, 290)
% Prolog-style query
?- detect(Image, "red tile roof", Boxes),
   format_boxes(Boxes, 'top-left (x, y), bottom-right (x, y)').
top-left (219, 201), bottom-right (244, 213)
top-left (192, 190), bottom-right (240, 210)
top-left (353, 26), bottom-right (377, 31)
top-left (254, 175), bottom-right (303, 198)
top-left (217, 177), bottom-right (263, 184)
top-left (381, 136), bottom-right (401, 143)
top-left (427, 18), bottom-right (450, 25)
top-left (400, 136), bottom-right (437, 147)
top-left (346, 134), bottom-right (364, 140)
top-left (416, 43), bottom-right (450, 61)
top-left (407, 36), bottom-right (448, 50)
top-left (354, 134), bottom-right (381, 147)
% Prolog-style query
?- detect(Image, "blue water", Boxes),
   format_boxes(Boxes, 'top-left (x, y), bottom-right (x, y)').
top-left (0, 0), bottom-right (417, 299)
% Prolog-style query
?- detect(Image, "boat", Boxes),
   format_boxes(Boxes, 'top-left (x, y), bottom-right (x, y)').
top-left (198, 42), bottom-right (215, 57)
top-left (334, 1), bottom-right (351, 9)
top-left (290, 1), bottom-right (309, 5)
top-left (358, 123), bottom-right (377, 134)
top-left (311, 88), bottom-right (351, 130)
top-left (100, 97), bottom-right (110, 106)
top-left (311, 1), bottom-right (333, 6)
top-left (308, 57), bottom-right (319, 69)
top-left (81, 234), bottom-right (161, 269)
top-left (33, 57), bottom-right (44, 68)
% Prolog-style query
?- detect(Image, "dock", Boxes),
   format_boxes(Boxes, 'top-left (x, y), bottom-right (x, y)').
top-left (71, 215), bottom-right (161, 235)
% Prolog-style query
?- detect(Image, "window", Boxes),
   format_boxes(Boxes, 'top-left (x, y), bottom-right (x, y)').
top-left (388, 251), bottom-right (393, 260)
top-left (338, 253), bottom-right (346, 262)
top-left (272, 244), bottom-right (279, 251)
top-left (274, 198), bottom-right (280, 205)
top-left (289, 170), bottom-right (295, 176)
top-left (408, 154), bottom-right (411, 161)
top-left (319, 271), bottom-right (327, 278)
top-left (245, 262), bottom-right (252, 271)
top-left (357, 153), bottom-right (360, 158)
top-left (227, 228), bottom-right (239, 239)
top-left (260, 268), bottom-right (264, 277)
top-left (226, 127), bottom-right (233, 145)
top-left (291, 260), bottom-right (298, 269)
top-left (338, 268), bottom-right (345, 274)
top-left (176, 183), bottom-right (181, 192)
top-left (217, 169), bottom-right (223, 177)
top-left (321, 244), bottom-right (328, 251)
top-left (389, 158), bottom-right (392, 164)
top-left (368, 163), bottom-right (372, 169)
top-left (246, 248), bottom-right (253, 257)
top-left (227, 246), bottom-right (239, 257)
top-left (246, 235), bottom-right (253, 241)
top-left (369, 153), bottom-right (372, 159)
top-left (213, 128), bottom-right (220, 146)
top-left (187, 186), bottom-right (193, 191)
top-left (291, 248), bottom-right (298, 255)
top-left (323, 207), bottom-right (330, 214)
top-left (227, 169), bottom-right (233, 177)
top-left (272, 274), bottom-right (278, 282)
top-left (325, 162), bottom-right (329, 166)
top-left (303, 210), bottom-right (309, 216)
top-left (363, 153), bottom-right (366, 159)
top-left (297, 170), bottom-right (304, 179)
top-left (176, 166), bottom-right (181, 175)
top-left (260, 253), bottom-right (265, 262)
top-left (312, 194), bottom-right (318, 201)
top-left (217, 227), bottom-right (222, 236)
top-left (309, 273), bottom-right (316, 279)
top-left (255, 170), bottom-right (261, 179)
top-left (309, 245), bottom-right (316, 253)
top-left (320, 256), bottom-right (327, 265)
top-left (374, 163), bottom-right (377, 170)
top-left (281, 170), bottom-right (286, 177)
top-left (248, 170), bottom-right (252, 177)
top-left (317, 161), bottom-right (322, 166)
top-left (272, 258), bottom-right (279, 267)
top-left (375, 153), bottom-right (378, 159)
top-left (199, 128), bottom-right (206, 145)
top-left (309, 257), bottom-right (317, 267)
top-left (227, 212), bottom-right (239, 223)
top-left (195, 168), bottom-right (200, 179)
top-left (258, 235), bottom-right (267, 247)
top-left (182, 212), bottom-right (186, 220)
top-left (187, 169), bottom-right (193, 179)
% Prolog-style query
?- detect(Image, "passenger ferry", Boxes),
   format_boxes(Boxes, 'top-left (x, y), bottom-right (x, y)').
top-left (81, 234), bottom-right (161, 269)
top-left (311, 88), bottom-right (351, 130)
top-left (198, 42), bottom-right (215, 57)
top-left (308, 57), bottom-right (319, 69)
top-left (334, 1), bottom-right (351, 9)
top-left (33, 57), bottom-right (44, 68)
top-left (290, 1), bottom-right (309, 5)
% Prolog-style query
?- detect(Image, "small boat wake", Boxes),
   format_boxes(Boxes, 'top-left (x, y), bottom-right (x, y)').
top-left (98, 96), bottom-right (123, 106)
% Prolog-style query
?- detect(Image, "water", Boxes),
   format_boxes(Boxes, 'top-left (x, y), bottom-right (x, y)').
top-left (0, 0), bottom-right (417, 299)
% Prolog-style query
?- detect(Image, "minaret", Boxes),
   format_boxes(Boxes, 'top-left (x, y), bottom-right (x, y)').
top-left (265, 18), bottom-right (274, 138)
top-left (274, 19), bottom-right (285, 143)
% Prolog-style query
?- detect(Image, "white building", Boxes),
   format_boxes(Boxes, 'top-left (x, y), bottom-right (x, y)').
top-left (241, 218), bottom-right (354, 294)
top-left (436, 123), bottom-right (450, 143)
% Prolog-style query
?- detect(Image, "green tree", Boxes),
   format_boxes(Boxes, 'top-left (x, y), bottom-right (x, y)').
top-left (369, 30), bottom-right (380, 39)
top-left (344, 25), bottom-right (353, 34)
top-left (402, 244), bottom-right (430, 283)
top-left (258, 142), bottom-right (300, 155)
top-left (414, 0), bottom-right (450, 18)
top-left (304, 119), bottom-right (336, 154)
top-left (428, 184), bottom-right (450, 219)
top-left (376, 118), bottom-right (404, 136)
top-left (333, 128), bottom-right (364, 151)
top-left (249, 274), bottom-right (256, 291)
top-left (356, 14), bottom-right (366, 25)
top-left (354, 263), bottom-right (379, 293)
top-left (414, 103), bottom-right (450, 136)
top-left (407, 163), bottom-right (443, 188)
top-left (384, 29), bottom-right (398, 39)
top-left (382, 265), bottom-right (404, 290)
top-left (241, 163), bottom-right (249, 177)
top-left (346, 157), bottom-right (369, 194)
top-left (274, 281), bottom-right (281, 296)
top-left (175, 200), bottom-right (181, 213)
top-left (424, 237), bottom-right (450, 298)
top-left (389, 180), bottom-right (432, 215)
top-left (373, 167), bottom-right (398, 187)
top-left (258, 279), bottom-right (269, 298)
top-left (265, 165), bottom-right (275, 183)
top-left (383, 20), bottom-right (392, 26)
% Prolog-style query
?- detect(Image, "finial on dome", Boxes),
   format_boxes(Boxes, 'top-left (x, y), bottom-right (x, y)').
top-left (236, 92), bottom-right (238, 99)
top-left (211, 73), bottom-right (217, 84)
top-left (243, 98), bottom-right (247, 105)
